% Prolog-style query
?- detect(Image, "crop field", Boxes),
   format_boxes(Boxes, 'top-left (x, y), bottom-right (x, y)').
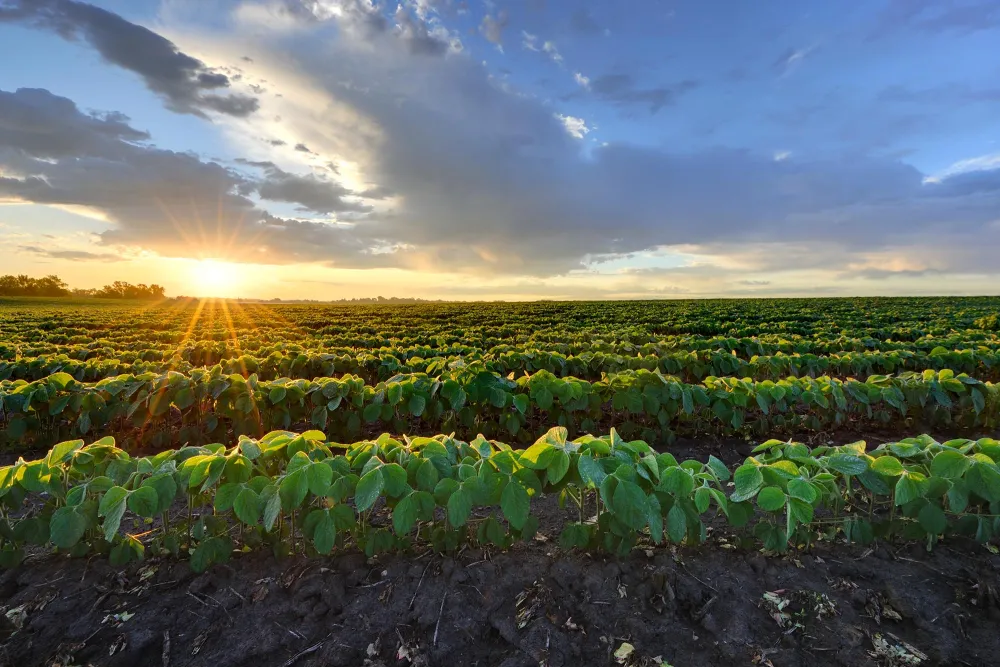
top-left (2, 297), bottom-right (1000, 667)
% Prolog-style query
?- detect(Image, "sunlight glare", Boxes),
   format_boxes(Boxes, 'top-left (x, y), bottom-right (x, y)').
top-left (187, 259), bottom-right (243, 297)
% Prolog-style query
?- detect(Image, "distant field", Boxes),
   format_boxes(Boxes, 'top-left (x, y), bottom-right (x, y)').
top-left (2, 296), bottom-right (999, 450)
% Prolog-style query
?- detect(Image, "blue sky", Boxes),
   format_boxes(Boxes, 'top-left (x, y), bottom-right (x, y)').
top-left (1, 0), bottom-right (1000, 299)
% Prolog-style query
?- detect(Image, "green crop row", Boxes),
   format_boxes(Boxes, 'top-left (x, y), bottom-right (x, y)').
top-left (1, 366), bottom-right (997, 450)
top-left (6, 343), bottom-right (1000, 386)
top-left (4, 298), bottom-right (1000, 365)
top-left (1, 428), bottom-right (997, 571)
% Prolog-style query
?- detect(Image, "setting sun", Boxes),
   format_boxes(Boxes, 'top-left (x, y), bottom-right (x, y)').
top-left (186, 259), bottom-right (243, 297)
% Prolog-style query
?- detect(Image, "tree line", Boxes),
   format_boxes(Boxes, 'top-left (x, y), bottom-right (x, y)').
top-left (0, 275), bottom-right (166, 299)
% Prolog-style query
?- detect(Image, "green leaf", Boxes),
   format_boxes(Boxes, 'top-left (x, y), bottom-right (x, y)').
top-left (50, 507), bottom-right (87, 550)
top-left (871, 456), bottom-right (905, 477)
top-left (501, 480), bottom-right (530, 530)
top-left (520, 442), bottom-right (556, 470)
top-left (387, 383), bottom-right (403, 406)
top-left (126, 486), bottom-right (159, 518)
top-left (263, 486), bottom-right (282, 531)
top-left (930, 450), bottom-right (971, 480)
top-left (611, 480), bottom-right (647, 531)
top-left (99, 485), bottom-right (128, 542)
top-left (731, 464), bottom-right (763, 502)
top-left (966, 463), bottom-right (1000, 502)
top-left (355, 468), bottom-right (384, 512)
top-left (972, 388), bottom-right (985, 414)
top-left (190, 536), bottom-right (231, 573)
top-left (142, 473), bottom-right (178, 513)
top-left (408, 394), bottom-right (427, 417)
top-left (378, 463), bottom-right (406, 498)
top-left (173, 387), bottom-right (195, 410)
top-left (788, 497), bottom-right (814, 524)
top-left (416, 459), bottom-right (439, 491)
top-left (313, 511), bottom-right (336, 555)
top-left (447, 486), bottom-right (473, 527)
top-left (546, 450), bottom-right (571, 485)
top-left (706, 455), bottom-right (730, 482)
top-left (393, 493), bottom-right (418, 535)
top-left (279, 469), bottom-right (310, 511)
top-left (646, 494), bottom-right (663, 544)
top-left (363, 403), bottom-right (382, 422)
top-left (787, 478), bottom-right (817, 503)
top-left (534, 387), bottom-right (553, 411)
top-left (918, 503), bottom-right (947, 535)
top-left (215, 483), bottom-right (241, 512)
top-left (513, 394), bottom-right (529, 415)
top-left (666, 504), bottom-right (686, 543)
top-left (757, 486), bottom-right (787, 512)
top-left (826, 454), bottom-right (869, 476)
top-left (234, 487), bottom-right (261, 525)
top-left (47, 439), bottom-right (84, 466)
top-left (577, 453), bottom-right (606, 488)
top-left (895, 474), bottom-right (922, 506)
top-left (694, 486), bottom-right (711, 513)
top-left (306, 462), bottom-right (334, 496)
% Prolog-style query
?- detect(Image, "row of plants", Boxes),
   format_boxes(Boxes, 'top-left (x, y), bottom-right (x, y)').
top-left (8, 328), bottom-right (1000, 368)
top-left (6, 344), bottom-right (1000, 386)
top-left (1, 365), bottom-right (997, 449)
top-left (1, 427), bottom-right (997, 571)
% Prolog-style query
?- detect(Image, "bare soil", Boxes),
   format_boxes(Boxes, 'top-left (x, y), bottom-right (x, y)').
top-left (2, 488), bottom-right (999, 667)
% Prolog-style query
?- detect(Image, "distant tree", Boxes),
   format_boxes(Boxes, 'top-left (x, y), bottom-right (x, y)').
top-left (0, 274), bottom-right (70, 296)
top-left (95, 281), bottom-right (166, 299)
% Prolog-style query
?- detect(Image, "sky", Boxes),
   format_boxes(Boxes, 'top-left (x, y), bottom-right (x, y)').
top-left (1, 0), bottom-right (999, 300)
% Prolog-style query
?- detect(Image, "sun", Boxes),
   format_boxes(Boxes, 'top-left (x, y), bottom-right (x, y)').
top-left (187, 259), bottom-right (242, 297)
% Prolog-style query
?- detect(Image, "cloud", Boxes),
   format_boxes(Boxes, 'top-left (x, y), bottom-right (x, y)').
top-left (928, 152), bottom-right (1000, 181)
top-left (586, 74), bottom-right (698, 114)
top-left (773, 46), bottom-right (816, 76)
top-left (0, 87), bottom-right (149, 157)
top-left (541, 40), bottom-right (563, 64)
top-left (872, 0), bottom-right (1000, 37)
top-left (0, 0), bottom-right (259, 118)
top-left (18, 245), bottom-right (124, 262)
top-left (0, 87), bottom-right (377, 265)
top-left (248, 162), bottom-right (371, 214)
top-left (521, 32), bottom-right (563, 65)
top-left (555, 114), bottom-right (589, 139)
top-left (573, 72), bottom-right (590, 89)
top-left (480, 10), bottom-right (507, 46)
top-left (393, 4), bottom-right (450, 56)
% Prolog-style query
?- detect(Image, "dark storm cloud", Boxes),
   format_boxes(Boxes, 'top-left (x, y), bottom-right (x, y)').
top-left (0, 0), bottom-right (259, 118)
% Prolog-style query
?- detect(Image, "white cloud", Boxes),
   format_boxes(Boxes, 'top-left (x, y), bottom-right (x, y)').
top-left (555, 114), bottom-right (590, 139)
top-left (574, 72), bottom-right (591, 89)
top-left (930, 152), bottom-right (1000, 180)
top-left (773, 150), bottom-right (791, 161)
top-left (542, 40), bottom-right (563, 63)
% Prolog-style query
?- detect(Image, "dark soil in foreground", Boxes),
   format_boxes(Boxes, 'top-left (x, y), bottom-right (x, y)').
top-left (1, 493), bottom-right (999, 667)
